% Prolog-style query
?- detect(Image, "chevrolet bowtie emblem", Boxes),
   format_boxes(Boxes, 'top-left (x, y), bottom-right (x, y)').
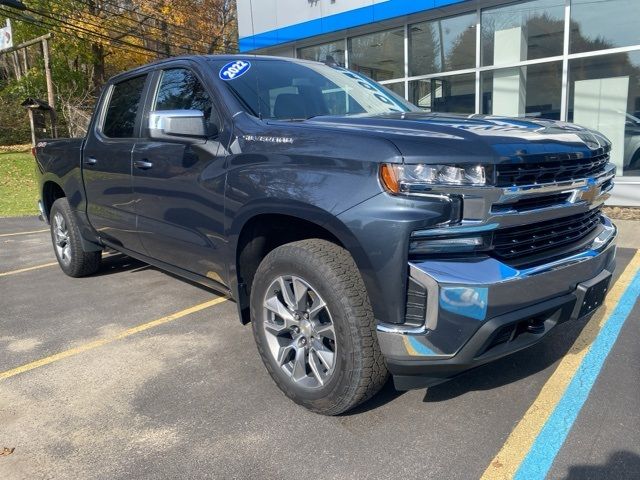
top-left (577, 179), bottom-right (600, 203)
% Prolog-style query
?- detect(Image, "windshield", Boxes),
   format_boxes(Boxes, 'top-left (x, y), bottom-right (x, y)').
top-left (210, 58), bottom-right (418, 120)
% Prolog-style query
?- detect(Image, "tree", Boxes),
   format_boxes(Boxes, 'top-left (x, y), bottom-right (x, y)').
top-left (0, 0), bottom-right (237, 143)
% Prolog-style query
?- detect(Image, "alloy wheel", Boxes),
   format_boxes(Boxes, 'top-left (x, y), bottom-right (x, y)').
top-left (53, 212), bottom-right (72, 266)
top-left (262, 275), bottom-right (337, 389)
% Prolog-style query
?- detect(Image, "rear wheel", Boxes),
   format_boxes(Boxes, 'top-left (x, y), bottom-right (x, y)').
top-left (50, 198), bottom-right (101, 277)
top-left (250, 239), bottom-right (388, 415)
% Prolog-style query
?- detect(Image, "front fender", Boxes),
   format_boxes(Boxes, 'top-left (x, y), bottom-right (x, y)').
top-left (226, 197), bottom-right (379, 321)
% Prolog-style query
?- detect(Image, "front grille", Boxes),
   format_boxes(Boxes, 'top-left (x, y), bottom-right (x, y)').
top-left (494, 153), bottom-right (609, 187)
top-left (492, 192), bottom-right (572, 213)
top-left (492, 208), bottom-right (602, 260)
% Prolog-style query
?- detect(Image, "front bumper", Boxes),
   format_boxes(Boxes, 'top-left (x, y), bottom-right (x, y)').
top-left (377, 216), bottom-right (617, 390)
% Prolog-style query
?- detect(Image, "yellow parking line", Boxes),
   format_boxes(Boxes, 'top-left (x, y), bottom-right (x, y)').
top-left (0, 228), bottom-right (49, 237)
top-left (0, 261), bottom-right (60, 277)
top-left (0, 297), bottom-right (227, 381)
top-left (0, 253), bottom-right (118, 277)
top-left (481, 250), bottom-right (640, 480)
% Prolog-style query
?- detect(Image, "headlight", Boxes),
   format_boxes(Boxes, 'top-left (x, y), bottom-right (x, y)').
top-left (380, 163), bottom-right (486, 194)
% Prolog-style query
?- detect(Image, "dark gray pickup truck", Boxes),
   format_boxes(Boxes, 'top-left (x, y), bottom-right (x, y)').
top-left (34, 55), bottom-right (617, 415)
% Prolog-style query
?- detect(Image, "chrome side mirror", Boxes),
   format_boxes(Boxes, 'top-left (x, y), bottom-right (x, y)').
top-left (148, 110), bottom-right (208, 142)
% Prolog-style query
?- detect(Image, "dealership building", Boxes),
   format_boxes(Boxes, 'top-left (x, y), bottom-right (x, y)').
top-left (236, 0), bottom-right (640, 205)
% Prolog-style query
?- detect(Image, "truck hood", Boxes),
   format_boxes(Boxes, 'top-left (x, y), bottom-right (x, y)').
top-left (304, 113), bottom-right (611, 164)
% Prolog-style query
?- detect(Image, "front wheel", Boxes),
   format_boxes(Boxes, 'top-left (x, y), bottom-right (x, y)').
top-left (250, 239), bottom-right (388, 415)
top-left (50, 198), bottom-right (102, 277)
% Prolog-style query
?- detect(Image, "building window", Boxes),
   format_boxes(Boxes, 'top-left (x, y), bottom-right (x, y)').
top-left (409, 73), bottom-right (475, 113)
top-left (481, 0), bottom-right (565, 66)
top-left (568, 51), bottom-right (640, 176)
top-left (481, 61), bottom-right (562, 119)
top-left (348, 28), bottom-right (405, 81)
top-left (298, 41), bottom-right (346, 67)
top-left (409, 13), bottom-right (476, 77)
top-left (570, 0), bottom-right (640, 54)
top-left (382, 81), bottom-right (405, 99)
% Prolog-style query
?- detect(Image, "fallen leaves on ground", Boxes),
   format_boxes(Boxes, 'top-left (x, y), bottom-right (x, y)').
top-left (0, 447), bottom-right (15, 456)
top-left (603, 207), bottom-right (640, 221)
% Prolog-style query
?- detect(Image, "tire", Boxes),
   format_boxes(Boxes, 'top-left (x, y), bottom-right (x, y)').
top-left (250, 239), bottom-right (388, 415)
top-left (49, 197), bottom-right (102, 277)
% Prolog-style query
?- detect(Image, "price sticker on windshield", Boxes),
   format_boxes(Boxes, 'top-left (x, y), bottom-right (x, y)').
top-left (219, 60), bottom-right (251, 81)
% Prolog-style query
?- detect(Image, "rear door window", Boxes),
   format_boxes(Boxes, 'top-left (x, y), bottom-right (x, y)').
top-left (102, 75), bottom-right (147, 138)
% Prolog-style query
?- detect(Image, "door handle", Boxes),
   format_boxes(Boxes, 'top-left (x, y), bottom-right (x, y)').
top-left (133, 160), bottom-right (153, 170)
top-left (84, 157), bottom-right (97, 166)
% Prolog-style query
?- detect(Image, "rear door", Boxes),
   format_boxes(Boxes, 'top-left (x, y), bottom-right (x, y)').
top-left (131, 64), bottom-right (228, 281)
top-left (83, 73), bottom-right (150, 253)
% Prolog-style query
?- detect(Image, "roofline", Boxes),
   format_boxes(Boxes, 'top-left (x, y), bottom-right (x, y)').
top-left (105, 54), bottom-right (318, 85)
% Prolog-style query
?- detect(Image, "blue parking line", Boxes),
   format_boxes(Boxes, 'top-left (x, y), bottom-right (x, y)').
top-left (514, 269), bottom-right (640, 479)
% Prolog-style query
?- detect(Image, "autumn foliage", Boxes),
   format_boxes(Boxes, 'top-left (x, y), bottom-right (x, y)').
top-left (0, 0), bottom-right (237, 144)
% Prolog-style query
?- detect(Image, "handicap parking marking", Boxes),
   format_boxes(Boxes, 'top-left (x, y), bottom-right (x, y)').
top-left (0, 297), bottom-right (227, 381)
top-left (0, 228), bottom-right (49, 237)
top-left (482, 249), bottom-right (640, 480)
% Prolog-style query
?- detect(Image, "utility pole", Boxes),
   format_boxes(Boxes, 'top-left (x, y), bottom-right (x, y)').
top-left (41, 36), bottom-right (54, 110)
top-left (41, 35), bottom-right (56, 137)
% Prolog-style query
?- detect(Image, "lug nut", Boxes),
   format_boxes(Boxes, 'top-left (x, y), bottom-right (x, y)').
top-left (298, 337), bottom-right (307, 346)
top-left (291, 326), bottom-right (300, 334)
top-left (303, 312), bottom-right (309, 319)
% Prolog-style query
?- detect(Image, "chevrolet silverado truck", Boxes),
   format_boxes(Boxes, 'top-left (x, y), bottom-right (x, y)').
top-left (34, 55), bottom-right (617, 415)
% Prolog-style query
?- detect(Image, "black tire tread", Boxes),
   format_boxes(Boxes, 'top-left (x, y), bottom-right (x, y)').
top-left (251, 239), bottom-right (388, 415)
top-left (50, 198), bottom-right (101, 277)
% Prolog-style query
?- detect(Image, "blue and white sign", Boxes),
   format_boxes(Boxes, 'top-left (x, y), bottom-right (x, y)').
top-left (0, 24), bottom-right (13, 52)
top-left (237, 0), bottom-right (468, 51)
top-left (219, 60), bottom-right (251, 81)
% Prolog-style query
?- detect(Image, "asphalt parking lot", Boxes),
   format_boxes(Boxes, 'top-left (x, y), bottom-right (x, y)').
top-left (1, 216), bottom-right (639, 480)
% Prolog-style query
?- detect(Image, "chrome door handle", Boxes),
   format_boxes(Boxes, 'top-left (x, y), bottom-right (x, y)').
top-left (133, 160), bottom-right (153, 170)
top-left (84, 157), bottom-right (97, 165)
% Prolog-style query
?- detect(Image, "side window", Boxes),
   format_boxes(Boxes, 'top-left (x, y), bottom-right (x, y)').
top-left (102, 75), bottom-right (147, 138)
top-left (154, 68), bottom-right (217, 126)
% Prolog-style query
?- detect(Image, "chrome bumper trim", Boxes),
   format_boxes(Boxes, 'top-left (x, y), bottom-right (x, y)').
top-left (377, 216), bottom-right (616, 341)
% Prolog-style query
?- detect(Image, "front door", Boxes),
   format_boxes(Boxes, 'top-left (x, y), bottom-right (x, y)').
top-left (83, 73), bottom-right (149, 253)
top-left (132, 67), bottom-right (228, 283)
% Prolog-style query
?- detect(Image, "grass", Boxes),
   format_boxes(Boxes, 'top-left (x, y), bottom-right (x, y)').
top-left (0, 151), bottom-right (39, 217)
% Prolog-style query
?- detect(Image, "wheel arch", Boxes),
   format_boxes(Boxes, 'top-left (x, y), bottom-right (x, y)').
top-left (42, 180), bottom-right (66, 221)
top-left (230, 202), bottom-right (375, 325)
